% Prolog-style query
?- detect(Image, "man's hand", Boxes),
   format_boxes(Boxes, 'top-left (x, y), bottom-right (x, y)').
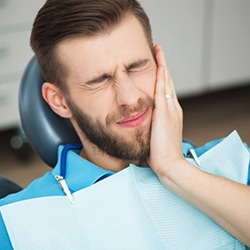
top-left (148, 44), bottom-right (184, 181)
top-left (147, 45), bottom-right (250, 246)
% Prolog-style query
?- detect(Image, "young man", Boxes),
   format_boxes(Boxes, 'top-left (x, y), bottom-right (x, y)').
top-left (0, 0), bottom-right (250, 248)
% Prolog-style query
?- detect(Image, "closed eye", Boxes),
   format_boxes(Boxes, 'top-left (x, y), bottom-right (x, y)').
top-left (85, 73), bottom-right (112, 85)
top-left (126, 59), bottom-right (149, 72)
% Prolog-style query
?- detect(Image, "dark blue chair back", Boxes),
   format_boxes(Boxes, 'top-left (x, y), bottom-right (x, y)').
top-left (19, 57), bottom-right (80, 167)
top-left (0, 176), bottom-right (22, 198)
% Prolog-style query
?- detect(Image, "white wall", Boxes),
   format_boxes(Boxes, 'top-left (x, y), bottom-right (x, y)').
top-left (140, 0), bottom-right (250, 96)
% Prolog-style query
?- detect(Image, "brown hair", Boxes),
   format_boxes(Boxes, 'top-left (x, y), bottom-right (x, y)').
top-left (30, 0), bottom-right (153, 91)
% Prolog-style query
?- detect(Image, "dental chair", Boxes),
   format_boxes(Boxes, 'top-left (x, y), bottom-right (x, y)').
top-left (0, 57), bottom-right (80, 198)
top-left (0, 177), bottom-right (22, 199)
top-left (19, 56), bottom-right (80, 168)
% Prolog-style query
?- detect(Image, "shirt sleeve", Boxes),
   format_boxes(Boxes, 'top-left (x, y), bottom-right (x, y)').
top-left (0, 213), bottom-right (13, 249)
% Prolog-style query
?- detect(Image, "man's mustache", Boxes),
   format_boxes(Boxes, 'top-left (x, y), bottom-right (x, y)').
top-left (106, 96), bottom-right (155, 125)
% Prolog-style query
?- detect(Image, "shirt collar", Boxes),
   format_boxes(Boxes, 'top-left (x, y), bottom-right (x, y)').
top-left (52, 140), bottom-right (196, 192)
top-left (52, 145), bottom-right (114, 192)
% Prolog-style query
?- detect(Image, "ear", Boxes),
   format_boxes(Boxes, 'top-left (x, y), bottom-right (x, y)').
top-left (42, 82), bottom-right (72, 118)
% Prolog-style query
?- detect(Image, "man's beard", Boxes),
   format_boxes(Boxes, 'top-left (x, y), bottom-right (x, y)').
top-left (66, 96), bottom-right (154, 162)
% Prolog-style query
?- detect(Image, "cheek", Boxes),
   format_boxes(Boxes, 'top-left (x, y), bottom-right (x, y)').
top-left (87, 94), bottom-right (115, 123)
top-left (133, 72), bottom-right (156, 98)
top-left (148, 74), bottom-right (157, 97)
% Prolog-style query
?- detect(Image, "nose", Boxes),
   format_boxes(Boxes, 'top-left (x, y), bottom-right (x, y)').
top-left (115, 73), bottom-right (143, 106)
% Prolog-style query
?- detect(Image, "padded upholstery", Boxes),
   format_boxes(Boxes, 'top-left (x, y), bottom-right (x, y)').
top-left (19, 57), bottom-right (80, 167)
top-left (0, 176), bottom-right (22, 198)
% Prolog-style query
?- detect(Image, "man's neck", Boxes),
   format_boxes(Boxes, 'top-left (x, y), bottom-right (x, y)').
top-left (79, 140), bottom-right (147, 172)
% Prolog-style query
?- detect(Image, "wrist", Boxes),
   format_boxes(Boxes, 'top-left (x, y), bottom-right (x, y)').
top-left (153, 157), bottom-right (196, 191)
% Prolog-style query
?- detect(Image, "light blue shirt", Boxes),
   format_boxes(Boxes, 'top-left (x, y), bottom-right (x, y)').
top-left (0, 145), bottom-right (113, 249)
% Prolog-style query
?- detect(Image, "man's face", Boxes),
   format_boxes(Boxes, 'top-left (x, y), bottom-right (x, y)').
top-left (57, 14), bottom-right (157, 161)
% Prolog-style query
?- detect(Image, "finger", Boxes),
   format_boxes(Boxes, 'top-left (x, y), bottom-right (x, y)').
top-left (155, 65), bottom-right (167, 106)
top-left (154, 45), bottom-right (175, 104)
top-left (154, 44), bottom-right (181, 108)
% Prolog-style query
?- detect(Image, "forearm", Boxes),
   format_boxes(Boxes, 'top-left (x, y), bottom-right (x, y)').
top-left (157, 158), bottom-right (250, 246)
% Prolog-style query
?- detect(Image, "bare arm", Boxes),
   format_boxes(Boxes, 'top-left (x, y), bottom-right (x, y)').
top-left (148, 44), bottom-right (250, 246)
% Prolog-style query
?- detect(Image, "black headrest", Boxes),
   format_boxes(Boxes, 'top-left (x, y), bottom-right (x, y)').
top-left (19, 57), bottom-right (80, 167)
